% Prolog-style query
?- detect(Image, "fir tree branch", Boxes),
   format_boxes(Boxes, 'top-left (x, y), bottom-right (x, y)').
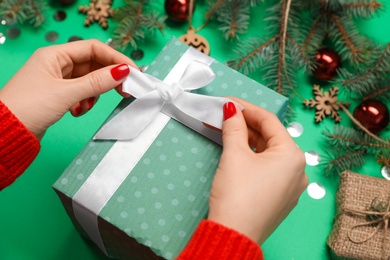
top-left (340, 43), bottom-right (390, 87)
top-left (363, 85), bottom-right (390, 100)
top-left (200, 0), bottom-right (227, 31)
top-left (0, 0), bottom-right (23, 21)
top-left (343, 0), bottom-right (381, 10)
top-left (303, 16), bottom-right (322, 49)
top-left (215, 0), bottom-right (250, 39)
top-left (279, 0), bottom-right (290, 67)
top-left (0, 0), bottom-right (46, 26)
top-left (323, 148), bottom-right (367, 176)
top-left (227, 0), bottom-right (238, 39)
top-left (277, 0), bottom-right (292, 94)
top-left (323, 126), bottom-right (390, 150)
top-left (141, 11), bottom-right (165, 31)
top-left (286, 34), bottom-right (312, 69)
top-left (113, 0), bottom-right (152, 48)
top-left (377, 149), bottom-right (390, 168)
top-left (327, 133), bottom-right (390, 149)
top-left (330, 14), bottom-right (359, 60)
top-left (343, 0), bottom-right (382, 18)
top-left (112, 0), bottom-right (166, 50)
top-left (119, 2), bottom-right (143, 48)
top-left (26, 0), bottom-right (45, 27)
top-left (229, 36), bottom-right (279, 71)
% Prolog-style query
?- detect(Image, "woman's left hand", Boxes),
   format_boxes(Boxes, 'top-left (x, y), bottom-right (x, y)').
top-left (0, 39), bottom-right (136, 139)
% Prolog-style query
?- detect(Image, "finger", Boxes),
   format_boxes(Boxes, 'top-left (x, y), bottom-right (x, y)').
top-left (56, 39), bottom-right (137, 69)
top-left (228, 97), bottom-right (292, 146)
top-left (247, 126), bottom-right (266, 152)
top-left (203, 122), bottom-right (221, 132)
top-left (68, 61), bottom-right (105, 79)
top-left (66, 64), bottom-right (131, 102)
top-left (115, 85), bottom-right (132, 98)
top-left (70, 96), bottom-right (99, 117)
top-left (221, 102), bottom-right (251, 151)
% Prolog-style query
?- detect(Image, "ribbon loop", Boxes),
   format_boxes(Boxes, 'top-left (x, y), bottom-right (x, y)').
top-left (94, 60), bottom-right (242, 141)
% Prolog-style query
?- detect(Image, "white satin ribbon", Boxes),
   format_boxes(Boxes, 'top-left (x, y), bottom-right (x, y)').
top-left (73, 46), bottom-right (217, 256)
top-left (94, 60), bottom-right (240, 140)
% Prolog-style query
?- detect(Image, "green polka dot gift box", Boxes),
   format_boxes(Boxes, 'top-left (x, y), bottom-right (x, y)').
top-left (53, 38), bottom-right (288, 259)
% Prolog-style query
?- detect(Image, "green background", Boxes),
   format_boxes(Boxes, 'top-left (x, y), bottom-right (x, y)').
top-left (0, 1), bottom-right (389, 259)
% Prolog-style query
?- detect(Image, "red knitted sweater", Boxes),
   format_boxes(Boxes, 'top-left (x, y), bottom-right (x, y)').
top-left (0, 101), bottom-right (264, 259)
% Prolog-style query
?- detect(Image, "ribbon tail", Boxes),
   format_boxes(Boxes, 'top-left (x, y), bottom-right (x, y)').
top-left (171, 92), bottom-right (243, 130)
top-left (94, 92), bottom-right (164, 140)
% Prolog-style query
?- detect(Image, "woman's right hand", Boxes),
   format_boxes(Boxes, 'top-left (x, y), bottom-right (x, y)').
top-left (208, 98), bottom-right (308, 245)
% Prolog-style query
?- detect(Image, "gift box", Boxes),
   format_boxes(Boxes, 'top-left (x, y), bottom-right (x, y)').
top-left (327, 170), bottom-right (390, 260)
top-left (53, 38), bottom-right (288, 259)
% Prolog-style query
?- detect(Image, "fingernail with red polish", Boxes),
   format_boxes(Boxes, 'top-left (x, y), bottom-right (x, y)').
top-left (111, 64), bottom-right (130, 81)
top-left (74, 104), bottom-right (82, 116)
top-left (223, 102), bottom-right (237, 121)
top-left (87, 97), bottom-right (95, 110)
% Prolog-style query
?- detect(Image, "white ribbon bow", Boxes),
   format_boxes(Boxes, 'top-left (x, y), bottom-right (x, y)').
top-left (94, 60), bottom-right (238, 140)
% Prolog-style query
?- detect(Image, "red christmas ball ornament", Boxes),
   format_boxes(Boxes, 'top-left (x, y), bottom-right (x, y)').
top-left (353, 99), bottom-right (389, 134)
top-left (165, 0), bottom-right (192, 22)
top-left (312, 48), bottom-right (342, 81)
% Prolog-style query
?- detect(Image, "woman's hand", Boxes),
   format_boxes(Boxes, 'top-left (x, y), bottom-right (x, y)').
top-left (0, 39), bottom-right (136, 139)
top-left (208, 98), bottom-right (308, 245)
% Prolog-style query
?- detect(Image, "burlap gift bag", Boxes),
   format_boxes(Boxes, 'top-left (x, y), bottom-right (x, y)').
top-left (327, 170), bottom-right (390, 260)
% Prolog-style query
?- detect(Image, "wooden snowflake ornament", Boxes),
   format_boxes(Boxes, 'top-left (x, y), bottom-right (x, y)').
top-left (79, 0), bottom-right (113, 29)
top-left (303, 85), bottom-right (349, 123)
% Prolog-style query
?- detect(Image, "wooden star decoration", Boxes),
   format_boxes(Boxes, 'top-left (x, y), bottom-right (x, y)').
top-left (78, 0), bottom-right (113, 29)
top-left (303, 85), bottom-right (349, 123)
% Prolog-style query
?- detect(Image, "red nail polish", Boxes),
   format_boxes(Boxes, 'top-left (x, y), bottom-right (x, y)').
top-left (223, 102), bottom-right (237, 121)
top-left (74, 105), bottom-right (82, 116)
top-left (111, 64), bottom-right (130, 81)
top-left (87, 97), bottom-right (95, 110)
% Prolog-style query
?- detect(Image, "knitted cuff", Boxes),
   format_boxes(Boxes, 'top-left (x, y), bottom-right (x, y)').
top-left (176, 220), bottom-right (264, 260)
top-left (0, 101), bottom-right (41, 190)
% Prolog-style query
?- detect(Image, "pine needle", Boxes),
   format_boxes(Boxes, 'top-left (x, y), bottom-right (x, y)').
top-left (322, 147), bottom-right (367, 176)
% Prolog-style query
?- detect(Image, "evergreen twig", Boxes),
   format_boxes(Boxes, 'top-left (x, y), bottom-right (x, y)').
top-left (203, 0), bottom-right (262, 39)
top-left (322, 147), bottom-right (367, 176)
top-left (0, 0), bottom-right (47, 27)
top-left (111, 0), bottom-right (166, 50)
top-left (337, 43), bottom-right (390, 97)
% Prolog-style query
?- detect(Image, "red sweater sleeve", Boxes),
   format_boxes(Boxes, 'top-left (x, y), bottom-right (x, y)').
top-left (177, 220), bottom-right (264, 260)
top-left (0, 101), bottom-right (40, 190)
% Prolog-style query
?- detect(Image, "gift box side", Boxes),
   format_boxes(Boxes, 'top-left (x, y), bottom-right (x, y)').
top-left (327, 170), bottom-right (390, 259)
top-left (53, 188), bottom-right (92, 240)
top-left (54, 188), bottom-right (165, 260)
top-left (98, 217), bottom-right (164, 260)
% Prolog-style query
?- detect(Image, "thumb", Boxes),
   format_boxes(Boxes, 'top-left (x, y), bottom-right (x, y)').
top-left (68, 64), bottom-right (130, 102)
top-left (222, 102), bottom-right (249, 150)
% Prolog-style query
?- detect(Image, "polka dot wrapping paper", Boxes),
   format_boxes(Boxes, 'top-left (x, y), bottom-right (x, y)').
top-left (52, 38), bottom-right (288, 259)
